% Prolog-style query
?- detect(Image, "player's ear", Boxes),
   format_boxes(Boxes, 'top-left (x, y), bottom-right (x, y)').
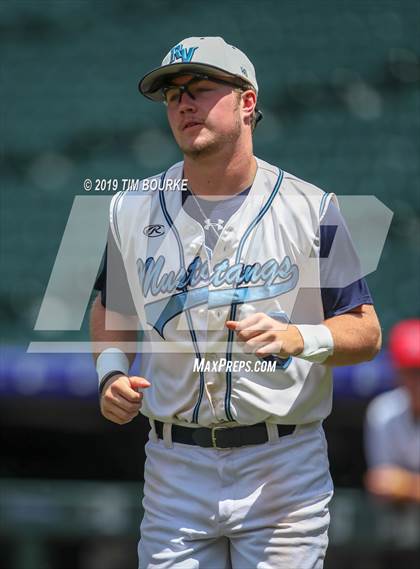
top-left (240, 89), bottom-right (257, 124)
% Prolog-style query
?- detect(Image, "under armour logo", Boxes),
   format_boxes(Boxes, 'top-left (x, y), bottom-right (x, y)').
top-left (240, 66), bottom-right (248, 77)
top-left (204, 219), bottom-right (224, 231)
top-left (170, 44), bottom-right (198, 63)
top-left (143, 224), bottom-right (165, 237)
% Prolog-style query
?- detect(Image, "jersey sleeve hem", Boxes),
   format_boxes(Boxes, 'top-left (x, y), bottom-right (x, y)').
top-left (323, 296), bottom-right (374, 319)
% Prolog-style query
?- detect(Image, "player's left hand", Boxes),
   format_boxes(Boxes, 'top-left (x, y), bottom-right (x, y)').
top-left (226, 313), bottom-right (304, 358)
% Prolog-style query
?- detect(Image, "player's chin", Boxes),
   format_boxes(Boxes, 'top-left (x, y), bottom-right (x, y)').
top-left (179, 128), bottom-right (208, 145)
top-left (180, 133), bottom-right (221, 156)
top-left (179, 138), bottom-right (212, 156)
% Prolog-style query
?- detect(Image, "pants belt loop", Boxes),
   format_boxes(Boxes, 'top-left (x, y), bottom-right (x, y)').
top-left (149, 419), bottom-right (158, 443)
top-left (163, 422), bottom-right (174, 449)
top-left (265, 422), bottom-right (279, 444)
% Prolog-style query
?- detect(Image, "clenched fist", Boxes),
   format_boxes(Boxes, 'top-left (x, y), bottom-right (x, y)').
top-left (100, 374), bottom-right (151, 425)
top-left (226, 313), bottom-right (304, 358)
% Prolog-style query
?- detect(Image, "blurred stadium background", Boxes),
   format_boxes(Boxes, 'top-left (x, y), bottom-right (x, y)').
top-left (1, 1), bottom-right (419, 568)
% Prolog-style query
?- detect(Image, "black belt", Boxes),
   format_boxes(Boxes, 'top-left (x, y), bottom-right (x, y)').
top-left (154, 420), bottom-right (296, 449)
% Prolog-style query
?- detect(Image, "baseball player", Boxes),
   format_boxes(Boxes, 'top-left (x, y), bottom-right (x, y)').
top-left (91, 37), bottom-right (382, 569)
top-left (364, 319), bottom-right (420, 503)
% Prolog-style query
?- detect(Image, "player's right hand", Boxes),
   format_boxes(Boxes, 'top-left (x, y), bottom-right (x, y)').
top-left (100, 374), bottom-right (151, 425)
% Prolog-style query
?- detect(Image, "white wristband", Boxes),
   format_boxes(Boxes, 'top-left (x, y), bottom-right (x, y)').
top-left (294, 324), bottom-right (334, 364)
top-left (96, 348), bottom-right (129, 393)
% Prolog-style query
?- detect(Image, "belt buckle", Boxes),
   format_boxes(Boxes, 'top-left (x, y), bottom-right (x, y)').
top-left (211, 426), bottom-right (225, 449)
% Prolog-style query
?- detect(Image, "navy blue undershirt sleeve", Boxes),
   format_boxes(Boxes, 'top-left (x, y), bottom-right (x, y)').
top-left (94, 231), bottom-right (137, 315)
top-left (320, 200), bottom-right (373, 319)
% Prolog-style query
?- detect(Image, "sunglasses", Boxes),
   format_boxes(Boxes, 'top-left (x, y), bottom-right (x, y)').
top-left (159, 73), bottom-right (263, 124)
top-left (161, 74), bottom-right (244, 103)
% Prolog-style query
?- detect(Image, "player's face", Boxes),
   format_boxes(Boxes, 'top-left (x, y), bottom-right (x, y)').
top-left (164, 75), bottom-right (244, 158)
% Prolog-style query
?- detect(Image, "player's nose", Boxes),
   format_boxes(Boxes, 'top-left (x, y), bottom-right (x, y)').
top-left (178, 91), bottom-right (197, 112)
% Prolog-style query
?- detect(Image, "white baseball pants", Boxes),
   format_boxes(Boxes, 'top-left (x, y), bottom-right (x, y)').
top-left (138, 421), bottom-right (333, 569)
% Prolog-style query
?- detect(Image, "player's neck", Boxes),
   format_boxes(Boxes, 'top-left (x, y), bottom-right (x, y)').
top-left (183, 144), bottom-right (257, 198)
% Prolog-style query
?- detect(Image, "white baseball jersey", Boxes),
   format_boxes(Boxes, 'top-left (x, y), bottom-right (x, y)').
top-left (107, 157), bottom-right (339, 428)
top-left (365, 387), bottom-right (420, 472)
